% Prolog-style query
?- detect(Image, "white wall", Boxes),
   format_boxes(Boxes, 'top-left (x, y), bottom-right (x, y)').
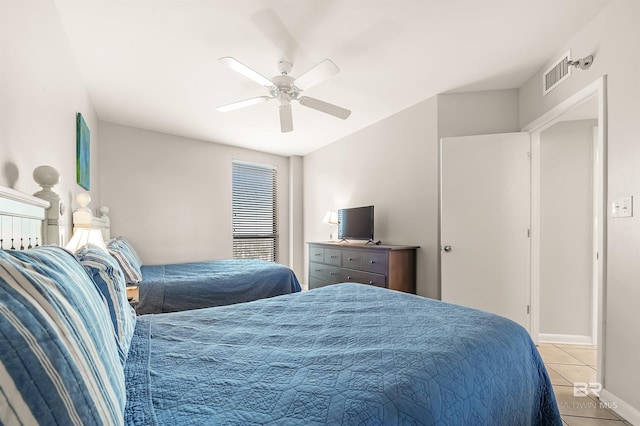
top-left (437, 89), bottom-right (520, 138)
top-left (304, 96), bottom-right (439, 298)
top-left (0, 0), bottom-right (99, 240)
top-left (303, 89), bottom-right (519, 299)
top-left (99, 122), bottom-right (291, 267)
top-left (520, 0), bottom-right (640, 417)
top-left (539, 120), bottom-right (596, 340)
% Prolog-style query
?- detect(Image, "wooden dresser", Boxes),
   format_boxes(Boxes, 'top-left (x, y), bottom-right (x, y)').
top-left (308, 242), bottom-right (419, 294)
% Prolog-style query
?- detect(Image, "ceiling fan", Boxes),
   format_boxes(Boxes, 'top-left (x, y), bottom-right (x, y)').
top-left (217, 57), bottom-right (351, 133)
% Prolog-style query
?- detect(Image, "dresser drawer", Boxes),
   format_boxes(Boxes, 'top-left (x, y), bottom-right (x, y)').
top-left (310, 262), bottom-right (341, 283)
top-left (324, 248), bottom-right (341, 266)
top-left (362, 251), bottom-right (388, 274)
top-left (310, 247), bottom-right (325, 262)
top-left (341, 269), bottom-right (386, 288)
top-left (309, 277), bottom-right (333, 290)
top-left (342, 250), bottom-right (362, 269)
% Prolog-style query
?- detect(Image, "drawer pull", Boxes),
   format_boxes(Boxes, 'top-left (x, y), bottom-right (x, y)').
top-left (370, 260), bottom-right (375, 264)
top-left (347, 276), bottom-right (352, 280)
top-left (314, 269), bottom-right (321, 272)
top-left (369, 281), bottom-right (374, 285)
top-left (329, 272), bottom-right (336, 276)
top-left (348, 257), bottom-right (353, 261)
top-left (330, 255), bottom-right (337, 259)
top-left (315, 253), bottom-right (321, 256)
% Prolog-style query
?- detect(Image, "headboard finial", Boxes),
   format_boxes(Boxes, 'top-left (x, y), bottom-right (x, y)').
top-left (32, 165), bottom-right (64, 245)
top-left (33, 166), bottom-right (61, 191)
top-left (99, 206), bottom-right (111, 224)
top-left (77, 192), bottom-right (91, 209)
top-left (73, 192), bottom-right (92, 228)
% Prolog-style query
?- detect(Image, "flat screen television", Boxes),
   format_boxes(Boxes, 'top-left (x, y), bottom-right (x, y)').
top-left (338, 205), bottom-right (374, 241)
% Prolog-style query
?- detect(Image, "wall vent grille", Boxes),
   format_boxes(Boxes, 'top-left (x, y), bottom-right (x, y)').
top-left (543, 50), bottom-right (571, 95)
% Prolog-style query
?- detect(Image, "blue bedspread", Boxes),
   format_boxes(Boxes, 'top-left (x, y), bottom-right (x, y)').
top-left (136, 259), bottom-right (301, 314)
top-left (124, 283), bottom-right (561, 425)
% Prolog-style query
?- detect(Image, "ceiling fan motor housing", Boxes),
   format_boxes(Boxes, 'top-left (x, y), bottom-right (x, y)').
top-left (269, 74), bottom-right (300, 102)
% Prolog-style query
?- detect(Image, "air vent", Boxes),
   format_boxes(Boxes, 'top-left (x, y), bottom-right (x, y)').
top-left (543, 50), bottom-right (571, 95)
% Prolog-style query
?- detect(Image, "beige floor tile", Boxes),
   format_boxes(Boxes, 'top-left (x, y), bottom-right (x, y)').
top-left (552, 364), bottom-right (597, 384)
top-left (561, 347), bottom-right (598, 368)
top-left (563, 415), bottom-right (625, 425)
top-left (543, 344), bottom-right (631, 425)
top-left (554, 386), bottom-right (619, 420)
top-left (538, 344), bottom-right (584, 365)
top-left (547, 366), bottom-right (573, 386)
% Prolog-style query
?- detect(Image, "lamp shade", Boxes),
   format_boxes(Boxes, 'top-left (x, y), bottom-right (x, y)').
top-left (65, 228), bottom-right (107, 253)
top-left (322, 210), bottom-right (339, 225)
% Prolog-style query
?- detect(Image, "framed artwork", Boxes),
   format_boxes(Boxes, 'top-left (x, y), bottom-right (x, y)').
top-left (76, 112), bottom-right (90, 190)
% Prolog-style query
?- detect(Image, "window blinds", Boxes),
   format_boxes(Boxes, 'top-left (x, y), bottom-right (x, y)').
top-left (232, 161), bottom-right (278, 262)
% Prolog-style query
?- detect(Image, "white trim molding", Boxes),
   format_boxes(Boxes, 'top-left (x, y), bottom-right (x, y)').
top-left (538, 333), bottom-right (594, 345)
top-left (524, 75), bottom-right (608, 388)
top-left (600, 389), bottom-right (640, 425)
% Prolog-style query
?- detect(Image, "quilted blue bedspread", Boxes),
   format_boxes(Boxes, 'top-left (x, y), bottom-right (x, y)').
top-left (124, 283), bottom-right (561, 425)
top-left (136, 259), bottom-right (301, 314)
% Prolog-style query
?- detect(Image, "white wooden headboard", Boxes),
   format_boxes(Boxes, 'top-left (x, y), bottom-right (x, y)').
top-left (0, 186), bottom-right (50, 249)
top-left (0, 166), bottom-right (111, 250)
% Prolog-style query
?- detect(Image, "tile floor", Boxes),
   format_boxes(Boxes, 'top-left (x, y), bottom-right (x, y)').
top-left (537, 343), bottom-right (632, 425)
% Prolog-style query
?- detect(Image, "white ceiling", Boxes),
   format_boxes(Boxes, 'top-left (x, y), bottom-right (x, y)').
top-left (53, 0), bottom-right (609, 156)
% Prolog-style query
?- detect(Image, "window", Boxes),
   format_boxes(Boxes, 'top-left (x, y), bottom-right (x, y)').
top-left (232, 161), bottom-right (278, 262)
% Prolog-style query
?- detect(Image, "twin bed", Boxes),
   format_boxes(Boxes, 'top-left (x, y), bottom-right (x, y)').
top-left (0, 183), bottom-right (562, 425)
top-left (73, 202), bottom-right (301, 314)
top-left (137, 259), bottom-right (301, 314)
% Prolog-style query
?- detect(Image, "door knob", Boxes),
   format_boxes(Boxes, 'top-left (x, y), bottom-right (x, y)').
top-left (443, 245), bottom-right (453, 252)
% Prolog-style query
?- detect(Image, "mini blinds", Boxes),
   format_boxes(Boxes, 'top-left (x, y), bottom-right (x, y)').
top-left (232, 161), bottom-right (278, 262)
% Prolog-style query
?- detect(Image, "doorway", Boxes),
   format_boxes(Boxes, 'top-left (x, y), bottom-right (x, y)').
top-left (538, 116), bottom-right (598, 346)
top-left (439, 76), bottom-right (607, 385)
top-left (524, 76), bottom-right (607, 386)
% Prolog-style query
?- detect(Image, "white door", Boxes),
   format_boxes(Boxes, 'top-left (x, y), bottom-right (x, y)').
top-left (441, 133), bottom-right (531, 331)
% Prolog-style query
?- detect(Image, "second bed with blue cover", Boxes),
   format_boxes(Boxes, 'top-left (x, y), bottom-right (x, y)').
top-left (136, 259), bottom-right (301, 314)
top-left (125, 283), bottom-right (561, 425)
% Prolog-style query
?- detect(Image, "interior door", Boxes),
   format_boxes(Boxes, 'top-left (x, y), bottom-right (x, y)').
top-left (441, 133), bottom-right (531, 331)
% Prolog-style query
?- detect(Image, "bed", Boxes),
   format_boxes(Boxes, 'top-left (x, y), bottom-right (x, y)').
top-left (69, 193), bottom-right (301, 314)
top-left (125, 283), bottom-right (561, 425)
top-left (137, 259), bottom-right (302, 314)
top-left (0, 181), bottom-right (561, 425)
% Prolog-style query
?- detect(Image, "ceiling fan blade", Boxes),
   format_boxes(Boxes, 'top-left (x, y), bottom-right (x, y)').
top-left (298, 96), bottom-right (351, 119)
top-left (217, 96), bottom-right (271, 112)
top-left (251, 9), bottom-right (308, 65)
top-left (293, 59), bottom-right (339, 90)
top-left (218, 57), bottom-right (273, 87)
top-left (279, 104), bottom-right (293, 133)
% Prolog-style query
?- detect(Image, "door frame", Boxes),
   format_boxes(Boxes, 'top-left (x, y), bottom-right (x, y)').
top-left (522, 76), bottom-right (607, 385)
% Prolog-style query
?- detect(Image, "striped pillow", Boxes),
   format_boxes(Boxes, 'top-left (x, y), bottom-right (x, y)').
top-left (0, 246), bottom-right (125, 425)
top-left (114, 237), bottom-right (142, 266)
top-left (76, 244), bottom-right (137, 365)
top-left (107, 238), bottom-right (142, 284)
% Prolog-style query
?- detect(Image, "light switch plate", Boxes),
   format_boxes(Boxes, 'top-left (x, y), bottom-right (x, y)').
top-left (612, 196), bottom-right (633, 218)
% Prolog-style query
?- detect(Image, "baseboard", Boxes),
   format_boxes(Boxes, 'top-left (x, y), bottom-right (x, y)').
top-left (539, 333), bottom-right (593, 345)
top-left (600, 389), bottom-right (640, 425)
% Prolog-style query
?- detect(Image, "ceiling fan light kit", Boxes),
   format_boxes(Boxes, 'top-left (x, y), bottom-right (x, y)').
top-left (217, 56), bottom-right (351, 133)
